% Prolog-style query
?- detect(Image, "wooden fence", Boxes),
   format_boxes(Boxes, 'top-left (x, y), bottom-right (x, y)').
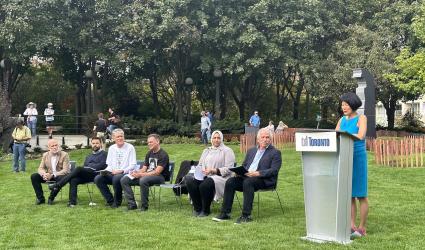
top-left (239, 128), bottom-right (296, 153)
top-left (367, 136), bottom-right (425, 168)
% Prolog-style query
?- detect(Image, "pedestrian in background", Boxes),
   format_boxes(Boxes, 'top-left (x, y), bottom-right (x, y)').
top-left (23, 102), bottom-right (38, 137)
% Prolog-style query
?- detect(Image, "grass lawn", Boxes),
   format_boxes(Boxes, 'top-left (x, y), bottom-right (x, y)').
top-left (1, 144), bottom-right (424, 249)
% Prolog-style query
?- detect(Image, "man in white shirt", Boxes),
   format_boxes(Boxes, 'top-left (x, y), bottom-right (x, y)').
top-left (94, 129), bottom-right (137, 208)
top-left (200, 111), bottom-right (211, 146)
top-left (23, 102), bottom-right (38, 137)
top-left (30, 139), bottom-right (70, 205)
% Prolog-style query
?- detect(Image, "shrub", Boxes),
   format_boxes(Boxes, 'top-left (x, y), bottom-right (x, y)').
top-left (33, 146), bottom-right (43, 154)
top-left (75, 144), bottom-right (83, 149)
top-left (162, 135), bottom-right (199, 144)
top-left (61, 144), bottom-right (69, 150)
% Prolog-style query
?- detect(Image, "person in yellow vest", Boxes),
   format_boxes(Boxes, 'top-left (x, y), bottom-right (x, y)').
top-left (11, 119), bottom-right (31, 172)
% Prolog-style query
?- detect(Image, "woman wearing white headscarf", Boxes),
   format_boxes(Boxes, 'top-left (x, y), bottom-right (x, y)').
top-left (186, 130), bottom-right (236, 217)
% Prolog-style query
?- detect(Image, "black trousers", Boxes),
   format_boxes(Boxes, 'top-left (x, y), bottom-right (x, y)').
top-left (94, 173), bottom-right (124, 206)
top-left (221, 176), bottom-right (267, 216)
top-left (186, 176), bottom-right (215, 214)
top-left (54, 167), bottom-right (97, 205)
top-left (30, 173), bottom-right (66, 201)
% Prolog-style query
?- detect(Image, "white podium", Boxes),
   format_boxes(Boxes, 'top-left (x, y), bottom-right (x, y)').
top-left (296, 129), bottom-right (357, 244)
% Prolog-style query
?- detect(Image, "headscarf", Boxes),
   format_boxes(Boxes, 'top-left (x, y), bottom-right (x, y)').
top-left (210, 130), bottom-right (224, 148)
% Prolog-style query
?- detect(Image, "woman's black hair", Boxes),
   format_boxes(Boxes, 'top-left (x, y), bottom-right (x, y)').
top-left (340, 92), bottom-right (362, 111)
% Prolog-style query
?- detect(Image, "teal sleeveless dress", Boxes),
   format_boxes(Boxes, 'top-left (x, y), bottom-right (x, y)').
top-left (340, 115), bottom-right (368, 198)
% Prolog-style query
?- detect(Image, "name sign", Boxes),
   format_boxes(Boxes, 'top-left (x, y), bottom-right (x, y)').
top-left (295, 132), bottom-right (337, 152)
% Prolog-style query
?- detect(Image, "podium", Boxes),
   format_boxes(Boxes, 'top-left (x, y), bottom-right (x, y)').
top-left (295, 129), bottom-right (357, 244)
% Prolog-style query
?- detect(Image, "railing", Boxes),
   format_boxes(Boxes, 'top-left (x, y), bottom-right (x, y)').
top-left (16, 114), bottom-right (93, 135)
top-left (367, 136), bottom-right (425, 168)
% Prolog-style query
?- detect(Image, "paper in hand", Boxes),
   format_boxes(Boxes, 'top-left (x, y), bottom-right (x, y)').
top-left (194, 165), bottom-right (205, 181)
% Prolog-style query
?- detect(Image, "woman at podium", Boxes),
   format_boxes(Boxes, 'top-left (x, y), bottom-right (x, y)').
top-left (336, 92), bottom-right (368, 238)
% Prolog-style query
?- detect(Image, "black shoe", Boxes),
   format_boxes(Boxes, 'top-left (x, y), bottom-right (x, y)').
top-left (47, 198), bottom-right (54, 205)
top-left (234, 215), bottom-right (253, 224)
top-left (198, 211), bottom-right (210, 217)
top-left (212, 213), bottom-right (230, 222)
top-left (110, 203), bottom-right (120, 208)
top-left (127, 204), bottom-right (137, 210)
top-left (140, 207), bottom-right (148, 212)
top-left (192, 210), bottom-right (201, 217)
top-left (35, 198), bottom-right (45, 205)
top-left (67, 203), bottom-right (76, 208)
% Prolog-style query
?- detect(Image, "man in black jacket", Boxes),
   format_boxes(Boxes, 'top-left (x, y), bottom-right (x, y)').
top-left (49, 137), bottom-right (107, 207)
top-left (213, 128), bottom-right (282, 224)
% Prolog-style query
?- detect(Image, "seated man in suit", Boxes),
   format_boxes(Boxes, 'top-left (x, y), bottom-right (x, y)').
top-left (213, 128), bottom-right (282, 224)
top-left (30, 139), bottom-right (70, 205)
top-left (121, 133), bottom-right (169, 212)
top-left (94, 129), bottom-right (137, 208)
top-left (48, 137), bottom-right (107, 207)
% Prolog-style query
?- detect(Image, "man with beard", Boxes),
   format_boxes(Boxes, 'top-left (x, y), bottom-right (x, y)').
top-left (48, 137), bottom-right (107, 207)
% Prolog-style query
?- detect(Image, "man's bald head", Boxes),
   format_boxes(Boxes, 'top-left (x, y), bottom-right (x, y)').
top-left (47, 139), bottom-right (60, 154)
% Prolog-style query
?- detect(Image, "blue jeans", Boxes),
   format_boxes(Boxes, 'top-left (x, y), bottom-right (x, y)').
top-left (107, 124), bottom-right (117, 134)
top-left (27, 119), bottom-right (37, 136)
top-left (12, 143), bottom-right (26, 172)
top-left (201, 129), bottom-right (209, 145)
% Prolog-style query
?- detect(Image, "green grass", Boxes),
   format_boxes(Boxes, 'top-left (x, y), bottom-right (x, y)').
top-left (1, 144), bottom-right (424, 249)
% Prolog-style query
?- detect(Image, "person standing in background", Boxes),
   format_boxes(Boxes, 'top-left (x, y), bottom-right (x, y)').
top-left (206, 111), bottom-right (213, 141)
top-left (249, 111), bottom-right (261, 127)
top-left (44, 103), bottom-right (55, 139)
top-left (93, 112), bottom-right (107, 149)
top-left (23, 102), bottom-right (38, 137)
top-left (11, 119), bottom-right (31, 173)
top-left (200, 111), bottom-right (211, 146)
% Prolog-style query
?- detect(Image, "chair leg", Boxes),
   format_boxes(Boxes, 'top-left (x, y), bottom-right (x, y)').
top-left (257, 192), bottom-right (260, 218)
top-left (86, 184), bottom-right (95, 205)
top-left (174, 186), bottom-right (182, 208)
top-left (158, 187), bottom-right (161, 210)
top-left (274, 190), bottom-right (284, 215)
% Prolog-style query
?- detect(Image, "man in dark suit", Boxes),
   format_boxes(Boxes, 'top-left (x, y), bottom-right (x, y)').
top-left (213, 128), bottom-right (282, 224)
top-left (49, 137), bottom-right (107, 207)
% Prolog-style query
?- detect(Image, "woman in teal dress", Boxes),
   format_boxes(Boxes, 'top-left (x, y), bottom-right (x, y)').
top-left (336, 92), bottom-right (368, 238)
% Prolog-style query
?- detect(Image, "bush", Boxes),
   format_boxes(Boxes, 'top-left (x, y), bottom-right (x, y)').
top-left (33, 146), bottom-right (43, 154)
top-left (162, 135), bottom-right (199, 144)
top-left (75, 143), bottom-right (83, 149)
top-left (211, 119), bottom-right (245, 133)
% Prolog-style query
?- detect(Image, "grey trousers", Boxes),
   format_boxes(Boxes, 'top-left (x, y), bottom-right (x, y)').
top-left (121, 175), bottom-right (165, 209)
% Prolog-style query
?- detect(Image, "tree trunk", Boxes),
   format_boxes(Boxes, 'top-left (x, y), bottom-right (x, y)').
top-left (304, 92), bottom-right (310, 119)
top-left (383, 98), bottom-right (397, 130)
top-left (219, 78), bottom-right (227, 120)
top-left (149, 73), bottom-right (160, 117)
top-left (214, 79), bottom-right (220, 119)
top-left (293, 73), bottom-right (304, 120)
top-left (176, 81), bottom-right (183, 123)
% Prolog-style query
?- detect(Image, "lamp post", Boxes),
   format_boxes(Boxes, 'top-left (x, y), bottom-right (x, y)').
top-left (185, 77), bottom-right (194, 124)
top-left (213, 69), bottom-right (222, 119)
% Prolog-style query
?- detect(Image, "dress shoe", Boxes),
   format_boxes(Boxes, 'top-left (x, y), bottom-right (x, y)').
top-left (35, 198), bottom-right (45, 205)
top-left (127, 204), bottom-right (137, 210)
top-left (234, 215), bottom-right (253, 224)
top-left (192, 210), bottom-right (201, 217)
top-left (47, 199), bottom-right (54, 205)
top-left (198, 211), bottom-right (210, 217)
top-left (212, 213), bottom-right (231, 222)
top-left (110, 203), bottom-right (120, 208)
top-left (140, 207), bottom-right (148, 212)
